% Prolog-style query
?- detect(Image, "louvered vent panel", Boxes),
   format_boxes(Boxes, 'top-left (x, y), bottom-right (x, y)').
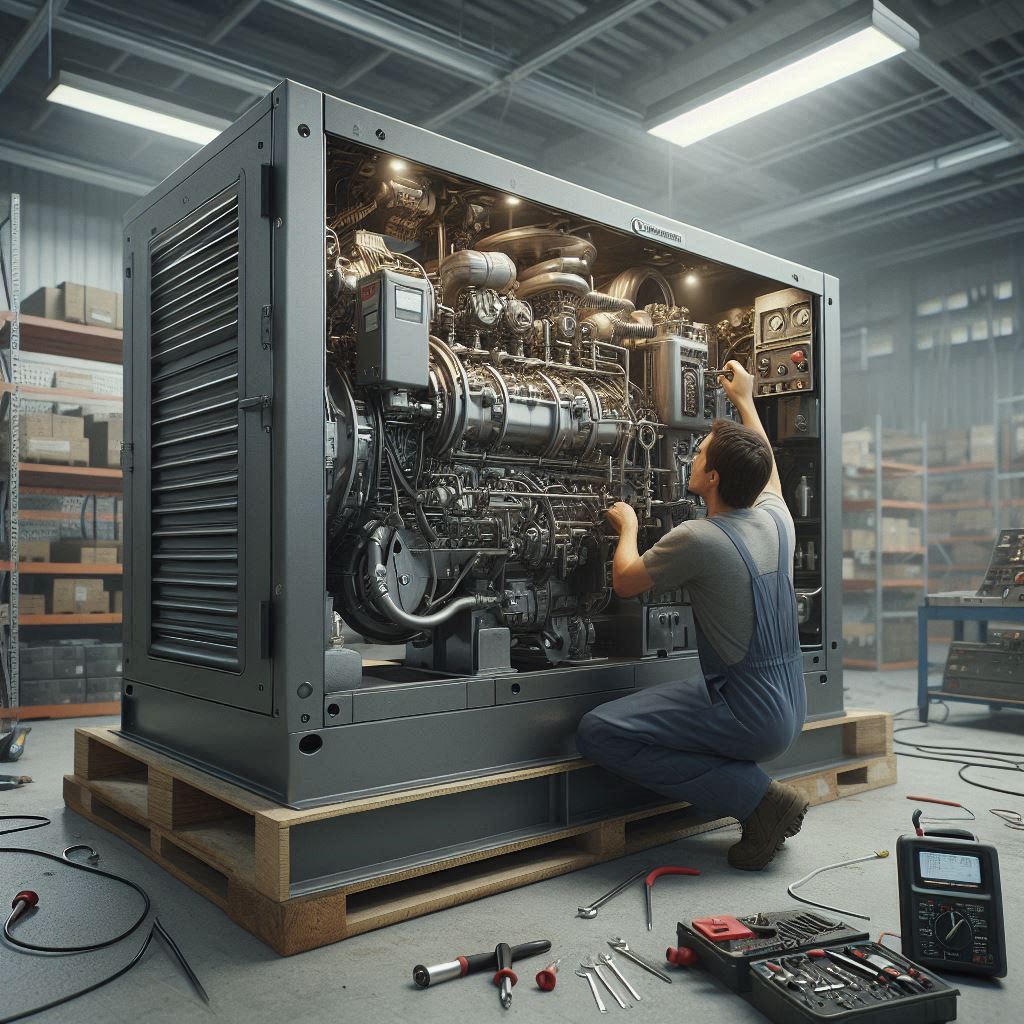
top-left (149, 190), bottom-right (241, 670)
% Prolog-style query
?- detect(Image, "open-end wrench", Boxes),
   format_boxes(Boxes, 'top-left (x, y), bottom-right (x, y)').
top-left (582, 958), bottom-right (630, 1010)
top-left (608, 938), bottom-right (672, 984)
top-left (599, 953), bottom-right (641, 1001)
top-left (576, 969), bottom-right (608, 1013)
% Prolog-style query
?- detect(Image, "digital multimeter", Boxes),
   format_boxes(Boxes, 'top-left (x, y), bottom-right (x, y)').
top-left (897, 827), bottom-right (1006, 978)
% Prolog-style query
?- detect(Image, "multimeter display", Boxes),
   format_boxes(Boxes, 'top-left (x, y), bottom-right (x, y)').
top-left (918, 851), bottom-right (981, 886)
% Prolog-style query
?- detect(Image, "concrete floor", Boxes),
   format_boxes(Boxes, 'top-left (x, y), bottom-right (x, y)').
top-left (2, 669), bottom-right (1020, 1023)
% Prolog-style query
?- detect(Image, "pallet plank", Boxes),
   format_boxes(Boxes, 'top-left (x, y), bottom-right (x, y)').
top-left (64, 710), bottom-right (896, 955)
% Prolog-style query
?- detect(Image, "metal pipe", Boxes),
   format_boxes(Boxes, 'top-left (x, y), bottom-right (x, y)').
top-left (367, 528), bottom-right (499, 629)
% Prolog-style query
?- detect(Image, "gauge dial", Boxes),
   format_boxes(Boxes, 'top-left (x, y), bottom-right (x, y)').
top-left (935, 911), bottom-right (973, 952)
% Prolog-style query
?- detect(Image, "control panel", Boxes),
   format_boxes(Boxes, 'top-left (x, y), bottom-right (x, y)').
top-left (897, 833), bottom-right (1006, 977)
top-left (976, 528), bottom-right (1024, 603)
top-left (753, 287), bottom-right (814, 397)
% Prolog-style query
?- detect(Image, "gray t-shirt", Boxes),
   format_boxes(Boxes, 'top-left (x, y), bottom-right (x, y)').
top-left (641, 492), bottom-right (795, 666)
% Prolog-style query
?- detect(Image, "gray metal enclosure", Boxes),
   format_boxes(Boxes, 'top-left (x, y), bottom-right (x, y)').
top-left (120, 80), bottom-right (843, 820)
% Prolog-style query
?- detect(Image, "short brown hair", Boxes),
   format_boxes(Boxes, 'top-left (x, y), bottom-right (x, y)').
top-left (703, 419), bottom-right (773, 508)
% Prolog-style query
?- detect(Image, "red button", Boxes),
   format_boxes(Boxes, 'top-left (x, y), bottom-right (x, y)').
top-left (791, 350), bottom-right (805, 363)
top-left (1014, 571), bottom-right (1024, 585)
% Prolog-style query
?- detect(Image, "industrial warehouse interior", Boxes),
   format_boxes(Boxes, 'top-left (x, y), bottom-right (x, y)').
top-left (1, 1), bottom-right (1022, 1022)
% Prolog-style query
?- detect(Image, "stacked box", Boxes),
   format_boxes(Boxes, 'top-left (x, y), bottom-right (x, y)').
top-left (20, 283), bottom-right (119, 328)
top-left (51, 579), bottom-right (109, 614)
top-left (20, 412), bottom-right (89, 465)
top-left (50, 539), bottom-right (122, 563)
top-left (968, 425), bottom-right (996, 464)
top-left (19, 540), bottom-right (51, 562)
top-left (20, 594), bottom-right (47, 614)
top-left (84, 415), bottom-right (123, 468)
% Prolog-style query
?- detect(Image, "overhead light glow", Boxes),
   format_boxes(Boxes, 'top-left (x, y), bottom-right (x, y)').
top-left (389, 159), bottom-right (409, 172)
top-left (46, 75), bottom-right (224, 145)
top-left (506, 196), bottom-right (521, 206)
top-left (685, 273), bottom-right (699, 285)
top-left (649, 26), bottom-right (906, 149)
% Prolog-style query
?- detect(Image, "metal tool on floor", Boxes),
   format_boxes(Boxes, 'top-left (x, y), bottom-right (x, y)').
top-left (0, 725), bottom-right (29, 762)
top-left (576, 968), bottom-right (608, 1012)
top-left (608, 937), bottom-right (673, 983)
top-left (535, 957), bottom-right (561, 991)
top-left (599, 953), bottom-right (641, 1001)
top-left (577, 869), bottom-right (647, 919)
top-left (412, 938), bottom-right (551, 988)
top-left (582, 956), bottom-right (630, 1010)
top-left (0, 774), bottom-right (31, 791)
top-left (645, 866), bottom-right (699, 931)
top-left (494, 942), bottom-right (516, 1009)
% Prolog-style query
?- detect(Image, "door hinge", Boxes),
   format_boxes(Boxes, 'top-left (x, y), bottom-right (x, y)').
top-left (261, 304), bottom-right (272, 349)
top-left (119, 442), bottom-right (134, 473)
top-left (239, 394), bottom-right (272, 432)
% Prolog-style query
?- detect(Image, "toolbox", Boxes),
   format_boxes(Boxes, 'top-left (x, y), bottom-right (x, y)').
top-left (676, 910), bottom-right (959, 1023)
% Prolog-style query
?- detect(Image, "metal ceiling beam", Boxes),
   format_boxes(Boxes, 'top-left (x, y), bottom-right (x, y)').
top-left (0, 0), bottom-right (277, 94)
top-left (422, 0), bottom-right (663, 131)
top-left (332, 49), bottom-right (390, 94)
top-left (0, 0), bottom-right (68, 96)
top-left (902, 50), bottom-right (1024, 145)
top-left (0, 136), bottom-right (157, 194)
top-left (727, 135), bottom-right (1023, 240)
top-left (871, 212), bottom-right (1024, 268)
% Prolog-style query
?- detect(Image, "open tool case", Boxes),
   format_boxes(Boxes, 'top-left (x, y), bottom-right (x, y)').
top-left (676, 909), bottom-right (960, 1023)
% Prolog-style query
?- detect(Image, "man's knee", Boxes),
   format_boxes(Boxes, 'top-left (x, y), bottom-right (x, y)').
top-left (576, 707), bottom-right (622, 765)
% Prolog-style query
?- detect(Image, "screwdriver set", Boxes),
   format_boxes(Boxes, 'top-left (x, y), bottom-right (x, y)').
top-left (674, 911), bottom-right (959, 1023)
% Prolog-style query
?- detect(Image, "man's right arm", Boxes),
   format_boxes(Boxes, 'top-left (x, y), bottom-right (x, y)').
top-left (719, 359), bottom-right (782, 499)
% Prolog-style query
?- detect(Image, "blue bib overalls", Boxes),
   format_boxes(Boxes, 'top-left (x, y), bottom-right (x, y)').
top-left (576, 506), bottom-right (806, 822)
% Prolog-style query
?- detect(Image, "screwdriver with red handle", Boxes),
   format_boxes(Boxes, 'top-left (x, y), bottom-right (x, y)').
top-left (645, 867), bottom-right (700, 931)
top-left (413, 939), bottom-right (551, 989)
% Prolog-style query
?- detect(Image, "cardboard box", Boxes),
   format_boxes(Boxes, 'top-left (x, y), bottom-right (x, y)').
top-left (51, 578), bottom-right (109, 614)
top-left (18, 540), bottom-right (51, 562)
top-left (53, 369), bottom-right (94, 391)
top-left (115, 292), bottom-right (123, 331)
top-left (20, 282), bottom-right (85, 323)
top-left (51, 414), bottom-right (85, 440)
top-left (86, 678), bottom-right (122, 702)
top-left (23, 437), bottom-right (89, 465)
top-left (20, 594), bottom-right (47, 615)
top-left (20, 413), bottom-right (53, 438)
top-left (969, 425), bottom-right (996, 464)
top-left (112, 591), bottom-right (123, 614)
top-left (84, 287), bottom-right (118, 328)
top-left (50, 539), bottom-right (121, 563)
top-left (85, 418), bottom-right (123, 468)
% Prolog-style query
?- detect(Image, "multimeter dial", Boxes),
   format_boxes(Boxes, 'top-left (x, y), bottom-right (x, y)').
top-left (934, 910), bottom-right (973, 952)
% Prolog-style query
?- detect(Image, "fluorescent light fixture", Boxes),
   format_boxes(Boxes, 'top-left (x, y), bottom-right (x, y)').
top-left (46, 69), bottom-right (228, 145)
top-left (647, 1), bottom-right (918, 149)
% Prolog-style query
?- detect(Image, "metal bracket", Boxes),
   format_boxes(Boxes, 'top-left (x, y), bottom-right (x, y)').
top-left (239, 394), bottom-right (273, 432)
top-left (261, 304), bottom-right (272, 349)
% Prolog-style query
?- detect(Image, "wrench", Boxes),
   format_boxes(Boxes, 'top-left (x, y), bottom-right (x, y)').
top-left (582, 958), bottom-right (630, 1010)
top-left (608, 938), bottom-right (672, 984)
top-left (599, 953), bottom-right (641, 1001)
top-left (577, 870), bottom-right (647, 919)
top-left (576, 969), bottom-right (608, 1013)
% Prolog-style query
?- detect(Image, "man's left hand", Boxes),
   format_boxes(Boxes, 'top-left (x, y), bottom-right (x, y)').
top-left (606, 501), bottom-right (638, 536)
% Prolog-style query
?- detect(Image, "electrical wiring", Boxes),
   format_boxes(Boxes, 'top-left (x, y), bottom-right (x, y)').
top-left (891, 704), bottom-right (1024, 799)
top-left (786, 850), bottom-right (890, 920)
top-left (1, 815), bottom-right (208, 1023)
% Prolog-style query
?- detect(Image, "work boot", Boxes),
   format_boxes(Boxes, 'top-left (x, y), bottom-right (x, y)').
top-left (728, 781), bottom-right (808, 871)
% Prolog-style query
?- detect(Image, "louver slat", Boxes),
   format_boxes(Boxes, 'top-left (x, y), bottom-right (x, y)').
top-left (149, 190), bottom-right (242, 670)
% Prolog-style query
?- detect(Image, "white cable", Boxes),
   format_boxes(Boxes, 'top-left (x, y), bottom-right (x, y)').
top-left (787, 850), bottom-right (889, 921)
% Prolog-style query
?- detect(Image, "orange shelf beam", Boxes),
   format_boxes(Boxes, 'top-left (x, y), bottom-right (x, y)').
top-left (21, 384), bottom-right (122, 404)
top-left (0, 312), bottom-right (122, 364)
top-left (21, 613), bottom-right (122, 625)
top-left (18, 701), bottom-right (120, 719)
top-left (19, 463), bottom-right (123, 493)
top-left (18, 562), bottom-right (122, 575)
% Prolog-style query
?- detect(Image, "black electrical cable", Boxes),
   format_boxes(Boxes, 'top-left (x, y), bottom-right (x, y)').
top-left (0, 815), bottom-right (208, 1022)
top-left (0, 215), bottom-right (12, 310)
top-left (892, 704), bottom-right (1024, 799)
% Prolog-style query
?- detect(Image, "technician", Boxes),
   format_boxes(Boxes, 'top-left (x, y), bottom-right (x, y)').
top-left (577, 360), bottom-right (808, 871)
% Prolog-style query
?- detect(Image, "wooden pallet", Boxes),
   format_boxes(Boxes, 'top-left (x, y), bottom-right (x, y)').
top-left (63, 708), bottom-right (895, 955)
